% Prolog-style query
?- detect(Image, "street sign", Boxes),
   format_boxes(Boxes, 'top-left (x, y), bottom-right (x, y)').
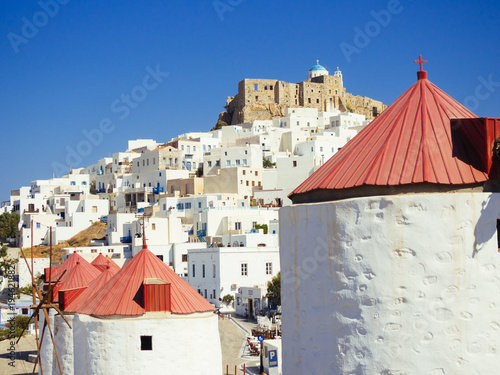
top-left (258, 334), bottom-right (265, 342)
top-left (269, 350), bottom-right (278, 367)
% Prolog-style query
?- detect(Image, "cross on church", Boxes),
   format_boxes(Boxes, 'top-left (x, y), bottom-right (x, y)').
top-left (414, 54), bottom-right (428, 72)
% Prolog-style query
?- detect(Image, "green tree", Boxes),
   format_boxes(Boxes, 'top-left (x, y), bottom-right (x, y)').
top-left (0, 212), bottom-right (20, 243)
top-left (266, 272), bottom-right (281, 307)
top-left (0, 257), bottom-right (16, 278)
top-left (0, 316), bottom-right (33, 341)
top-left (0, 245), bottom-right (7, 258)
top-left (262, 158), bottom-right (276, 168)
top-left (254, 224), bottom-right (268, 234)
top-left (211, 119), bottom-right (227, 131)
top-left (222, 294), bottom-right (234, 307)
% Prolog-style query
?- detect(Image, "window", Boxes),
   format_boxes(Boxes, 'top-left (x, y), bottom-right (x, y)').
top-left (317, 98), bottom-right (320, 103)
top-left (204, 289), bottom-right (207, 298)
top-left (208, 161), bottom-right (212, 167)
top-left (151, 223), bottom-right (156, 230)
top-left (255, 171), bottom-right (258, 176)
top-left (157, 255), bottom-right (163, 261)
top-left (241, 263), bottom-right (248, 276)
top-left (243, 159), bottom-right (247, 166)
top-left (202, 264), bottom-right (206, 278)
top-left (293, 160), bottom-right (297, 167)
top-left (226, 160), bottom-right (231, 167)
top-left (235, 222), bottom-right (241, 230)
top-left (108, 249), bottom-right (114, 253)
top-left (185, 202), bottom-right (192, 209)
top-left (141, 336), bottom-right (152, 351)
top-left (192, 264), bottom-right (195, 277)
top-left (92, 206), bottom-right (97, 213)
top-left (91, 249), bottom-right (97, 253)
top-left (266, 262), bottom-right (273, 275)
top-left (36, 222), bottom-right (40, 229)
top-left (181, 145), bottom-right (184, 151)
top-left (182, 254), bottom-right (188, 262)
top-left (254, 84), bottom-right (258, 91)
top-left (246, 181), bottom-right (249, 186)
top-left (198, 202), bottom-right (202, 208)
top-left (213, 264), bottom-right (216, 278)
top-left (308, 98), bottom-right (311, 103)
top-left (213, 289), bottom-right (216, 299)
top-left (236, 159), bottom-right (240, 165)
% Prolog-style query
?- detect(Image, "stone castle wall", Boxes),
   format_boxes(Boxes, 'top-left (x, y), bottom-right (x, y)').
top-left (219, 74), bottom-right (387, 125)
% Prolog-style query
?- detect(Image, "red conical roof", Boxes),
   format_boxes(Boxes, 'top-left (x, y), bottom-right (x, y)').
top-left (91, 253), bottom-right (121, 272)
top-left (52, 260), bottom-right (102, 302)
top-left (64, 265), bottom-right (119, 313)
top-left (75, 248), bottom-right (214, 316)
top-left (45, 252), bottom-right (101, 284)
top-left (290, 71), bottom-right (486, 199)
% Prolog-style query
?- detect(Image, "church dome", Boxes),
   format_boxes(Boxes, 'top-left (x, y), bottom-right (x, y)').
top-left (308, 60), bottom-right (329, 79)
top-left (309, 62), bottom-right (327, 71)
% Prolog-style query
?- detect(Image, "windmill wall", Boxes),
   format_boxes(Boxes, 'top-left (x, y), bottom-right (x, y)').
top-left (280, 192), bottom-right (500, 374)
top-left (43, 312), bottom-right (222, 375)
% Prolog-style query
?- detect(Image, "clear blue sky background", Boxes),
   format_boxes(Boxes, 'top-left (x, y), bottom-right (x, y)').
top-left (1, 0), bottom-right (499, 201)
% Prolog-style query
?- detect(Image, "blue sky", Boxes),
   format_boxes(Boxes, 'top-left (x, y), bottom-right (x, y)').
top-left (1, 0), bottom-right (499, 201)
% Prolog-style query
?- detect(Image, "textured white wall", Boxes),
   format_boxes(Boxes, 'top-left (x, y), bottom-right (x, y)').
top-left (43, 312), bottom-right (223, 375)
top-left (280, 192), bottom-right (500, 375)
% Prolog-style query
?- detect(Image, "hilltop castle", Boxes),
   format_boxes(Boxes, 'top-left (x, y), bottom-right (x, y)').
top-left (218, 61), bottom-right (387, 125)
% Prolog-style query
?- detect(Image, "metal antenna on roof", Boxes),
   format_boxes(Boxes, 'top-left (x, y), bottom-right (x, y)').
top-left (136, 211), bottom-right (152, 250)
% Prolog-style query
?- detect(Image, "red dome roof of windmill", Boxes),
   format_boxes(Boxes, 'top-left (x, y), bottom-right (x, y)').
top-left (75, 248), bottom-right (214, 316)
top-left (290, 64), bottom-right (490, 199)
top-left (91, 253), bottom-right (121, 272)
top-left (64, 265), bottom-right (119, 313)
top-left (52, 260), bottom-right (102, 302)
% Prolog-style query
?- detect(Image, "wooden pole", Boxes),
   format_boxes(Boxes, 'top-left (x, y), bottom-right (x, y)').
top-left (49, 227), bottom-right (52, 303)
top-left (31, 320), bottom-right (47, 375)
top-left (29, 220), bottom-right (43, 374)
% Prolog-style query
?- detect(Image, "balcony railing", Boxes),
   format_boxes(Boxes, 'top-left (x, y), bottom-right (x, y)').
top-left (153, 187), bottom-right (164, 194)
top-left (120, 236), bottom-right (132, 243)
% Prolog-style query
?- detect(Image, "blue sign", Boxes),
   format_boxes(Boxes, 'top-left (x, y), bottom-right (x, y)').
top-left (269, 350), bottom-right (278, 367)
top-left (258, 334), bottom-right (265, 342)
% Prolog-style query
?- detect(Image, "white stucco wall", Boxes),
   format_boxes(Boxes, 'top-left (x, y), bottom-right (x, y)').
top-left (280, 192), bottom-right (500, 375)
top-left (44, 312), bottom-right (222, 375)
